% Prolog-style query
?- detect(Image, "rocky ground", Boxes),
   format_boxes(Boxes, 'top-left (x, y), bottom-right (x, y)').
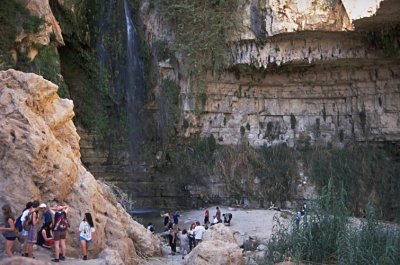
top-left (143, 206), bottom-right (293, 265)
top-left (0, 206), bottom-right (293, 265)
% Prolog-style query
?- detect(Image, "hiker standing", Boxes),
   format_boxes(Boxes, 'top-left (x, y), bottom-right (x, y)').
top-left (178, 229), bottom-right (189, 259)
top-left (0, 205), bottom-right (17, 257)
top-left (188, 223), bottom-right (196, 250)
top-left (215, 207), bottom-right (222, 223)
top-left (20, 201), bottom-right (32, 257)
top-left (51, 205), bottom-right (69, 262)
top-left (204, 208), bottom-right (209, 225)
top-left (194, 221), bottom-right (205, 246)
top-left (79, 213), bottom-right (95, 260)
top-left (26, 200), bottom-right (40, 258)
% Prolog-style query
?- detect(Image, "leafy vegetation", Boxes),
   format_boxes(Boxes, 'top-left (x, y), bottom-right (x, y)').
top-left (214, 144), bottom-right (297, 203)
top-left (153, 0), bottom-right (243, 112)
top-left (311, 144), bottom-right (400, 221)
top-left (0, 1), bottom-right (43, 69)
top-left (157, 135), bottom-right (217, 188)
top-left (261, 182), bottom-right (400, 265)
top-left (154, 0), bottom-right (243, 76)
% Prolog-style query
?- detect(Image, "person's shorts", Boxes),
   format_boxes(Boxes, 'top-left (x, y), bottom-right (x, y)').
top-left (79, 236), bottom-right (91, 244)
top-left (5, 237), bottom-right (16, 241)
top-left (53, 230), bottom-right (67, 241)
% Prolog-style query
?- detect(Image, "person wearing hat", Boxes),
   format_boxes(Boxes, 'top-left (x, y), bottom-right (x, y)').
top-left (39, 203), bottom-right (53, 227)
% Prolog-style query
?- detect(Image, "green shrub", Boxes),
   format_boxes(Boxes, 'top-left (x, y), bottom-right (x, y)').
top-left (311, 144), bottom-right (400, 221)
top-left (261, 182), bottom-right (400, 265)
top-left (0, 1), bottom-right (43, 69)
top-left (154, 0), bottom-right (243, 77)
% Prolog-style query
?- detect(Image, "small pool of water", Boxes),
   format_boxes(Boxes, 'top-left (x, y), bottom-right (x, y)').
top-left (130, 209), bottom-right (166, 233)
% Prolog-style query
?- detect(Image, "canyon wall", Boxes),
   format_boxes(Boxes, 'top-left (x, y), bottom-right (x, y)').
top-left (0, 70), bottom-right (161, 263)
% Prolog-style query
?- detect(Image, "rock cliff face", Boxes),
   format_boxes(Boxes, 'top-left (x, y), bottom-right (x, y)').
top-left (15, 0), bottom-right (64, 59)
top-left (164, 0), bottom-right (400, 147)
top-left (0, 70), bottom-right (161, 263)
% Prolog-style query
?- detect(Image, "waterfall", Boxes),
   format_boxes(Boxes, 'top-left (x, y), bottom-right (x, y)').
top-left (96, 0), bottom-right (147, 164)
top-left (123, 0), bottom-right (146, 163)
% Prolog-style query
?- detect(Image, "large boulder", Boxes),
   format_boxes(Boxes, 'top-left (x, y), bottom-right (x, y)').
top-left (183, 224), bottom-right (244, 265)
top-left (0, 70), bottom-right (161, 264)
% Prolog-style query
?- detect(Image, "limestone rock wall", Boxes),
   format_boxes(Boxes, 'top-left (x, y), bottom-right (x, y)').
top-left (198, 62), bottom-right (400, 147)
top-left (262, 0), bottom-right (352, 36)
top-left (0, 70), bottom-right (161, 264)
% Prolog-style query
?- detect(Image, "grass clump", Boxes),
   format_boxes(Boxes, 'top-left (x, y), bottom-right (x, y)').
top-left (261, 181), bottom-right (400, 265)
top-left (311, 144), bottom-right (400, 221)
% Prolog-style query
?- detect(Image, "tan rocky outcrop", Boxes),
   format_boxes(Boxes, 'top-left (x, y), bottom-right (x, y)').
top-left (0, 70), bottom-right (161, 264)
top-left (183, 224), bottom-right (244, 265)
top-left (15, 0), bottom-right (64, 60)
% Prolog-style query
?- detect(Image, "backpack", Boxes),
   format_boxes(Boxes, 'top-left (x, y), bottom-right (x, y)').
top-left (22, 212), bottom-right (33, 231)
top-left (53, 212), bottom-right (69, 231)
top-left (15, 215), bottom-right (23, 232)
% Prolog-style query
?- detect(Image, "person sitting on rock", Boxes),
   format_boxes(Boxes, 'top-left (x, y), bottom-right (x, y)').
top-left (223, 213), bottom-right (232, 226)
top-left (147, 222), bottom-right (155, 233)
top-left (37, 221), bottom-right (54, 249)
top-left (210, 216), bottom-right (218, 226)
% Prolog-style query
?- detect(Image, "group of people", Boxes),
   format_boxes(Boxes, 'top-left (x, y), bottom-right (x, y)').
top-left (205, 207), bottom-right (233, 226)
top-left (0, 201), bottom-right (95, 262)
top-left (155, 207), bottom-right (232, 259)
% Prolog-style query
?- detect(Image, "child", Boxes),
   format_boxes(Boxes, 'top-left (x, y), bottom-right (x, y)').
top-left (79, 213), bottom-right (95, 260)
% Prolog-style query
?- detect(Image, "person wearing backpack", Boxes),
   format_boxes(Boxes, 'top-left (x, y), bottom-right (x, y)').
top-left (19, 201), bottom-right (32, 257)
top-left (0, 204), bottom-right (17, 257)
top-left (26, 200), bottom-right (40, 258)
top-left (79, 213), bottom-right (95, 260)
top-left (51, 205), bottom-right (69, 262)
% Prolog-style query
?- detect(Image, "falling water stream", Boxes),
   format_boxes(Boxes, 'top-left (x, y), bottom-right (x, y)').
top-left (123, 0), bottom-right (146, 163)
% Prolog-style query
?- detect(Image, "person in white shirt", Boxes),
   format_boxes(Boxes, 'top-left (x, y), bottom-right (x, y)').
top-left (79, 213), bottom-right (95, 260)
top-left (20, 201), bottom-right (33, 257)
top-left (194, 221), bottom-right (206, 245)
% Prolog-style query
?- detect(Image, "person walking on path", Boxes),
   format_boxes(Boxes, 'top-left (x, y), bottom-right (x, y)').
top-left (0, 205), bottom-right (17, 257)
top-left (51, 204), bottom-right (69, 262)
top-left (79, 213), bottom-right (95, 260)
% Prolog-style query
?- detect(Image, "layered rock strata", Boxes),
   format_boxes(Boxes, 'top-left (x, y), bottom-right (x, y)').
top-left (197, 61), bottom-right (400, 147)
top-left (0, 70), bottom-right (161, 264)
